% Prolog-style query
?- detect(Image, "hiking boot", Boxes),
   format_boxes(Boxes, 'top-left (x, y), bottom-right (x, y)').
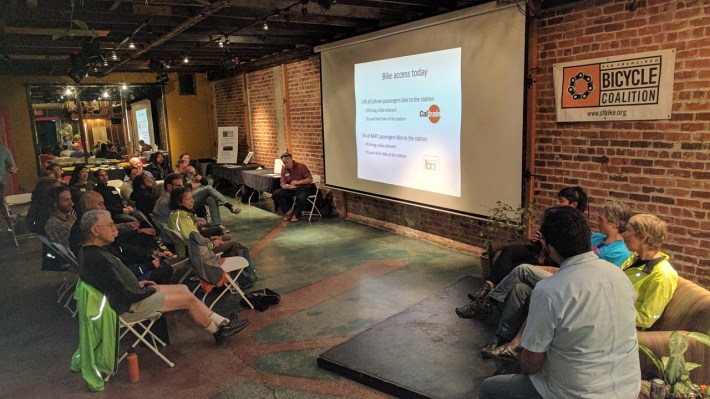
top-left (455, 300), bottom-right (487, 319)
top-left (467, 281), bottom-right (493, 301)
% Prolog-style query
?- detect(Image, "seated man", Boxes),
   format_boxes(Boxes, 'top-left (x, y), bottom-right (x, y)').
top-left (93, 169), bottom-right (143, 224)
top-left (44, 186), bottom-right (76, 248)
top-left (70, 191), bottom-right (172, 284)
top-left (478, 206), bottom-right (640, 399)
top-left (125, 157), bottom-right (155, 182)
top-left (457, 201), bottom-right (632, 358)
top-left (272, 152), bottom-right (315, 222)
top-left (621, 213), bottom-right (678, 329)
top-left (78, 209), bottom-right (249, 342)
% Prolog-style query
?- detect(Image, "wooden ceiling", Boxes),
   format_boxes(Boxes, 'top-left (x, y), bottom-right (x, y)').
top-left (0, 0), bottom-right (572, 80)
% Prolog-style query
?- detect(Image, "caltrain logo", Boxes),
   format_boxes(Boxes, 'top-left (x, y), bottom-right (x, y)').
top-left (419, 104), bottom-right (441, 123)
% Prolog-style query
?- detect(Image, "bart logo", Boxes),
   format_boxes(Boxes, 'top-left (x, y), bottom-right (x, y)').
top-left (419, 104), bottom-right (441, 123)
top-left (423, 155), bottom-right (439, 174)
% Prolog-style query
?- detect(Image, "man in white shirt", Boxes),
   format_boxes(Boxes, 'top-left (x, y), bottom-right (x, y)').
top-left (479, 206), bottom-right (640, 399)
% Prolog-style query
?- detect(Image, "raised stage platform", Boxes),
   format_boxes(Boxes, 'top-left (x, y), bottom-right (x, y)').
top-left (318, 276), bottom-right (503, 399)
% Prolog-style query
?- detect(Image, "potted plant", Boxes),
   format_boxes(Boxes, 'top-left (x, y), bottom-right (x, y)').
top-left (638, 331), bottom-right (710, 398)
top-left (477, 201), bottom-right (535, 278)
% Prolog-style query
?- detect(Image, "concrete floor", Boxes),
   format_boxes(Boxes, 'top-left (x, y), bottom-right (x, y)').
top-left (0, 198), bottom-right (478, 398)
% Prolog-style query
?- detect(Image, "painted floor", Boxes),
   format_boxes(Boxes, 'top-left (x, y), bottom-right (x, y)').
top-left (0, 199), bottom-right (480, 398)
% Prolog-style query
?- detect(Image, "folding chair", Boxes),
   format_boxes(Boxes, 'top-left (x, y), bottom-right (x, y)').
top-left (118, 314), bottom-right (174, 368)
top-left (107, 179), bottom-right (124, 190)
top-left (187, 231), bottom-right (254, 310)
top-left (3, 192), bottom-right (34, 246)
top-left (301, 174), bottom-right (322, 222)
top-left (38, 235), bottom-right (79, 313)
top-left (51, 241), bottom-right (81, 317)
top-left (153, 220), bottom-right (193, 284)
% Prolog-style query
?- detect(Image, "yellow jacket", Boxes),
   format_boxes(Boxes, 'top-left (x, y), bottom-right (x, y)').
top-left (621, 252), bottom-right (678, 329)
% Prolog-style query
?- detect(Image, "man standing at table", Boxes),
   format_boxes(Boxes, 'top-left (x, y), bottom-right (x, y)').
top-left (272, 152), bottom-right (315, 222)
top-left (478, 206), bottom-right (640, 399)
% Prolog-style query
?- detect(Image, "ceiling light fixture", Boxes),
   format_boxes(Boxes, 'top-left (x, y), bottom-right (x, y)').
top-left (183, 54), bottom-right (189, 64)
top-left (218, 39), bottom-right (224, 48)
top-left (128, 41), bottom-right (136, 49)
top-left (262, 21), bottom-right (269, 31)
top-left (64, 87), bottom-right (73, 96)
top-left (102, 90), bottom-right (109, 98)
top-left (111, 51), bottom-right (118, 60)
top-left (121, 84), bottom-right (128, 90)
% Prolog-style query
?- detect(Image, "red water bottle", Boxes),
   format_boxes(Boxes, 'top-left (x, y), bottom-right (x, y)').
top-left (127, 350), bottom-right (140, 383)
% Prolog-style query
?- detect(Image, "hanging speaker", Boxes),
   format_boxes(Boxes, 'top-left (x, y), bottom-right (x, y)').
top-left (178, 73), bottom-right (196, 95)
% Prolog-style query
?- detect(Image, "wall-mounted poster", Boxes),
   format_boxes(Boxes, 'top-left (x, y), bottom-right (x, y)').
top-left (217, 126), bottom-right (238, 164)
top-left (553, 49), bottom-right (675, 122)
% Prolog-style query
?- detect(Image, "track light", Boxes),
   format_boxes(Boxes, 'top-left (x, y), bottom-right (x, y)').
top-left (218, 39), bottom-right (224, 48)
top-left (111, 51), bottom-right (118, 60)
top-left (224, 38), bottom-right (230, 46)
top-left (128, 41), bottom-right (136, 49)
top-left (262, 21), bottom-right (269, 31)
top-left (183, 54), bottom-right (189, 63)
top-left (121, 84), bottom-right (128, 90)
top-left (102, 90), bottom-right (109, 98)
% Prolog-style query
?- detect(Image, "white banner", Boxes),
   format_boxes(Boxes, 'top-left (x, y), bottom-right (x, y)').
top-left (553, 49), bottom-right (675, 122)
top-left (216, 126), bottom-right (238, 164)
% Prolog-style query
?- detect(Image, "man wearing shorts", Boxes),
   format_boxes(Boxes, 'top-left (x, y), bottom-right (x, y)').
top-left (78, 209), bottom-right (249, 342)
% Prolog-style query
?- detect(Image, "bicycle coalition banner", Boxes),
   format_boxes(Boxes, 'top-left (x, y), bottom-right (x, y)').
top-left (553, 49), bottom-right (675, 122)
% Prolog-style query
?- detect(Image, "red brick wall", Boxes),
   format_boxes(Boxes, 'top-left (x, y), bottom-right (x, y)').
top-left (213, 76), bottom-right (248, 161)
top-left (212, 1), bottom-right (710, 284)
top-left (534, 0), bottom-right (710, 285)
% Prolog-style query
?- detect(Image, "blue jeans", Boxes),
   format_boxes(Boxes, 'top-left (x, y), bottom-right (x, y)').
top-left (488, 264), bottom-right (551, 341)
top-left (191, 186), bottom-right (227, 224)
top-left (479, 374), bottom-right (542, 399)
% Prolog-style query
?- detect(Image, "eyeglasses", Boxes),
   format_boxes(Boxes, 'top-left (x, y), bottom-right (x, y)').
top-left (96, 223), bottom-right (116, 229)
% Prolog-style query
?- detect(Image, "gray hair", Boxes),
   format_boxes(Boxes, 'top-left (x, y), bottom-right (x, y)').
top-left (599, 201), bottom-right (631, 231)
top-left (80, 209), bottom-right (111, 243)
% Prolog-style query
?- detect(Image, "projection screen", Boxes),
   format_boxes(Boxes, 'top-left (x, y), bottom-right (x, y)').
top-left (317, 2), bottom-right (527, 217)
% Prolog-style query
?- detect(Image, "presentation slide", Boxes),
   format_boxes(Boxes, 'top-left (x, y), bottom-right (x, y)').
top-left (135, 108), bottom-right (151, 145)
top-left (318, 3), bottom-right (526, 217)
top-left (355, 49), bottom-right (461, 197)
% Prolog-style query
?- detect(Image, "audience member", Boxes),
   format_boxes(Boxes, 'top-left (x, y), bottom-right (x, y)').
top-left (130, 174), bottom-right (157, 218)
top-left (95, 143), bottom-right (108, 159)
top-left (466, 186), bottom-right (588, 302)
top-left (78, 209), bottom-right (249, 342)
top-left (93, 169), bottom-right (141, 224)
top-left (167, 187), bottom-right (256, 287)
top-left (68, 165), bottom-right (95, 207)
top-left (478, 206), bottom-right (640, 399)
top-left (457, 201), bottom-right (632, 358)
top-left (69, 143), bottom-right (85, 158)
top-left (46, 162), bottom-right (66, 185)
top-left (0, 140), bottom-right (18, 206)
top-left (146, 151), bottom-right (170, 181)
top-left (138, 140), bottom-right (152, 152)
top-left (120, 165), bottom-right (140, 202)
top-left (153, 173), bottom-right (224, 236)
top-left (44, 186), bottom-right (76, 248)
top-left (621, 213), bottom-right (678, 329)
top-left (272, 152), bottom-right (315, 222)
top-left (178, 152), bottom-right (200, 172)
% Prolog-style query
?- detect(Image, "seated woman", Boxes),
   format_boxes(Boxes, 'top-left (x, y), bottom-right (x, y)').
top-left (468, 186), bottom-right (589, 301)
top-left (168, 187), bottom-right (256, 287)
top-left (78, 209), bottom-right (249, 343)
top-left (146, 151), bottom-right (170, 181)
top-left (68, 165), bottom-right (96, 208)
top-left (621, 213), bottom-right (678, 330)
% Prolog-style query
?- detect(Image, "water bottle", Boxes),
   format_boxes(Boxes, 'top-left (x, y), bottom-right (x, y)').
top-left (127, 350), bottom-right (140, 383)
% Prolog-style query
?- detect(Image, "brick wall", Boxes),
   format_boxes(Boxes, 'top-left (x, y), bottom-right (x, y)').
top-left (534, 0), bottom-right (710, 285)
top-left (211, 0), bottom-right (710, 284)
top-left (213, 76), bottom-right (248, 161)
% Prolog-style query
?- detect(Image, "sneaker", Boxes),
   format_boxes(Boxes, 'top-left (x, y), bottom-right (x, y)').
top-left (455, 301), bottom-right (479, 318)
top-left (480, 336), bottom-right (505, 359)
top-left (489, 343), bottom-right (522, 360)
top-left (229, 206), bottom-right (242, 215)
top-left (455, 297), bottom-right (493, 319)
top-left (213, 319), bottom-right (250, 343)
top-left (467, 281), bottom-right (493, 301)
top-left (218, 224), bottom-right (231, 233)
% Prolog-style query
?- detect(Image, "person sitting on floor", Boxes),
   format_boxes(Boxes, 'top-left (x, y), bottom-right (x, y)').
top-left (457, 201), bottom-right (632, 359)
top-left (621, 213), bottom-right (678, 330)
top-left (78, 209), bottom-right (249, 343)
top-left (272, 152), bottom-right (315, 222)
top-left (478, 206), bottom-right (640, 399)
top-left (168, 187), bottom-right (256, 288)
top-left (44, 185), bottom-right (76, 248)
top-left (465, 186), bottom-right (589, 303)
